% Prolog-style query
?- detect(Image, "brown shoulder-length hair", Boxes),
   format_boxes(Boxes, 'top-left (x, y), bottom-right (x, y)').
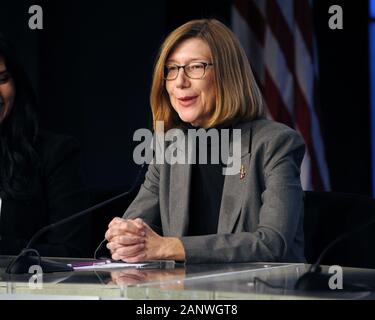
top-left (150, 19), bottom-right (264, 131)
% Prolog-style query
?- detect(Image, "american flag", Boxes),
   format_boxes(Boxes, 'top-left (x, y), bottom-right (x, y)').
top-left (232, 0), bottom-right (330, 191)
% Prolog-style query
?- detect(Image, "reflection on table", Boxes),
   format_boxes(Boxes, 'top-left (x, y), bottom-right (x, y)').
top-left (1, 256), bottom-right (375, 299)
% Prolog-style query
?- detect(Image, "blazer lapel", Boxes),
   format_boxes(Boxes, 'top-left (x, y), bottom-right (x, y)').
top-left (217, 122), bottom-right (252, 234)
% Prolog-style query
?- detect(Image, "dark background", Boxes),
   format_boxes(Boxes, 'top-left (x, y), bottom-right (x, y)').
top-left (0, 0), bottom-right (372, 197)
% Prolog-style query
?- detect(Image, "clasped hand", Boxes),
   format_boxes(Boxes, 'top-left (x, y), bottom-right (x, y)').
top-left (105, 217), bottom-right (185, 262)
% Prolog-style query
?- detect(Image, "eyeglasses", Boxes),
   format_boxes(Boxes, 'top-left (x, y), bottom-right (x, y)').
top-left (164, 62), bottom-right (213, 80)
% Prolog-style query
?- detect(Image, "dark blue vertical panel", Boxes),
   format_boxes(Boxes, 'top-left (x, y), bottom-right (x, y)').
top-left (370, 21), bottom-right (375, 197)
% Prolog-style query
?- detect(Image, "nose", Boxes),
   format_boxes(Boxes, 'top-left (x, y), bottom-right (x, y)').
top-left (174, 67), bottom-right (190, 89)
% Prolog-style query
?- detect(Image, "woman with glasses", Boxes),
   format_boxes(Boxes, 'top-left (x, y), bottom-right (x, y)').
top-left (105, 19), bottom-right (306, 263)
top-left (0, 34), bottom-right (90, 257)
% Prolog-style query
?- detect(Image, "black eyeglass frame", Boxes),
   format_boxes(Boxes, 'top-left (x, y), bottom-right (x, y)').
top-left (164, 62), bottom-right (213, 80)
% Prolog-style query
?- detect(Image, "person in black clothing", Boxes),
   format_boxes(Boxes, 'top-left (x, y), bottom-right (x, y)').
top-left (0, 34), bottom-right (90, 257)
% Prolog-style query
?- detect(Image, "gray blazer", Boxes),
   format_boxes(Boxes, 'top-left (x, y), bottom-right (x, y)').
top-left (124, 119), bottom-right (306, 264)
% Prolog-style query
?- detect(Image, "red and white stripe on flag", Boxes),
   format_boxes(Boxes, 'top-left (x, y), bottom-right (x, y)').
top-left (232, 0), bottom-right (330, 191)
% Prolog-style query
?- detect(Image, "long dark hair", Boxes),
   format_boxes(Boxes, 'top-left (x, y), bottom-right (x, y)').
top-left (0, 34), bottom-right (39, 200)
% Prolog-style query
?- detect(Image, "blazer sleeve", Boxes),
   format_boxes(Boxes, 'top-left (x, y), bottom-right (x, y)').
top-left (122, 163), bottom-right (162, 234)
top-left (180, 129), bottom-right (305, 263)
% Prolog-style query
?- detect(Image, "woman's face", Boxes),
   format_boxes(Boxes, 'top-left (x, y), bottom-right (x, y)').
top-left (165, 38), bottom-right (216, 127)
top-left (0, 56), bottom-right (15, 123)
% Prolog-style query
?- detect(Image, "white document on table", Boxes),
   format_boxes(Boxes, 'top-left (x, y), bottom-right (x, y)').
top-left (69, 260), bottom-right (175, 271)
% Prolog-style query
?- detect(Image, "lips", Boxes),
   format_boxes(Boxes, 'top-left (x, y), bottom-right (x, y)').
top-left (177, 95), bottom-right (198, 107)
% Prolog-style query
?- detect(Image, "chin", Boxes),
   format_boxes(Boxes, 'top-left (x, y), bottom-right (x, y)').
top-left (177, 113), bottom-right (199, 125)
top-left (173, 102), bottom-right (206, 125)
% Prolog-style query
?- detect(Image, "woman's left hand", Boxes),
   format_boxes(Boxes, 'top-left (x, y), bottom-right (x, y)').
top-left (109, 220), bottom-right (186, 262)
